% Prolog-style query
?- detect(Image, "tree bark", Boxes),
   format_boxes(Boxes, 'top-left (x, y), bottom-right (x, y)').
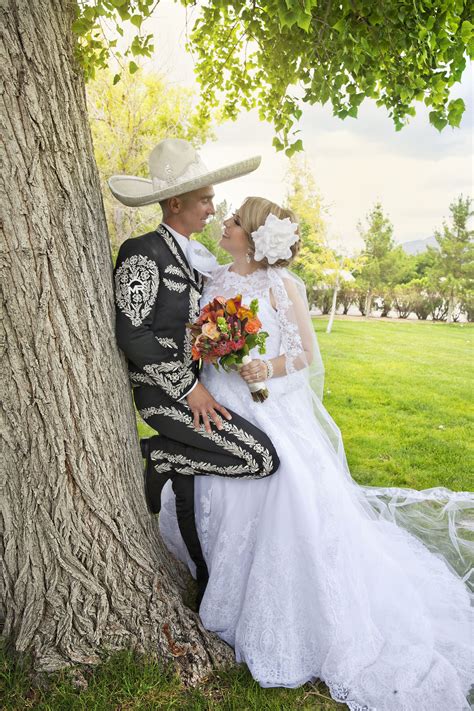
top-left (326, 276), bottom-right (339, 334)
top-left (364, 291), bottom-right (373, 317)
top-left (0, 0), bottom-right (232, 679)
top-left (446, 291), bottom-right (455, 323)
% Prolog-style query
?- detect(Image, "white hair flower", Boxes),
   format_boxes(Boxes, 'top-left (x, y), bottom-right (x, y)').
top-left (251, 213), bottom-right (299, 264)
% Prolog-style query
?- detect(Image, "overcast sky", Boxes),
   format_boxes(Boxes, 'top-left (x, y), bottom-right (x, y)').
top-left (121, 1), bottom-right (473, 253)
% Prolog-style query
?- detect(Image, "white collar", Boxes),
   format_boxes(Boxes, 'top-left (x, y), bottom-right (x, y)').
top-left (161, 223), bottom-right (219, 277)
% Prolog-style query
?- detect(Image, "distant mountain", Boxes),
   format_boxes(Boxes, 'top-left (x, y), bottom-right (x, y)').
top-left (400, 236), bottom-right (439, 255)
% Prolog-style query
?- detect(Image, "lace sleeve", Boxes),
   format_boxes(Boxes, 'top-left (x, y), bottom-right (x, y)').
top-left (268, 268), bottom-right (325, 399)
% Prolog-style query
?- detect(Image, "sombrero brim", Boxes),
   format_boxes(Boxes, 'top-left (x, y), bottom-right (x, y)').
top-left (108, 155), bottom-right (261, 207)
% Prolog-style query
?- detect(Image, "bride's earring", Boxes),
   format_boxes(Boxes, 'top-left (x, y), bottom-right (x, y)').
top-left (246, 251), bottom-right (252, 264)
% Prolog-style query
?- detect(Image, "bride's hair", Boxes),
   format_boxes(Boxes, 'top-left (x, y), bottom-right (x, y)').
top-left (238, 197), bottom-right (301, 267)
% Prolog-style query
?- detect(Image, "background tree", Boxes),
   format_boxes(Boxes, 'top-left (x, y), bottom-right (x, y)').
top-left (413, 246), bottom-right (438, 279)
top-left (408, 279), bottom-right (432, 321)
top-left (460, 292), bottom-right (474, 322)
top-left (376, 249), bottom-right (418, 316)
top-left (87, 68), bottom-right (214, 255)
top-left (353, 202), bottom-right (418, 317)
top-left (2, 0), bottom-right (231, 677)
top-left (285, 157), bottom-right (333, 303)
top-left (428, 194), bottom-right (474, 323)
top-left (337, 283), bottom-right (358, 315)
top-left (197, 200), bottom-right (233, 264)
top-left (355, 202), bottom-right (396, 315)
top-left (392, 284), bottom-right (417, 319)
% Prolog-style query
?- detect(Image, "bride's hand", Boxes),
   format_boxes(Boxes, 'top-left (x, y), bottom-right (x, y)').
top-left (239, 359), bottom-right (267, 383)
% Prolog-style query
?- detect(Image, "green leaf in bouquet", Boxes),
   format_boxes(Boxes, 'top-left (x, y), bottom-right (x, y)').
top-left (256, 331), bottom-right (269, 353)
top-left (221, 353), bottom-right (237, 371)
top-left (217, 316), bottom-right (229, 333)
top-left (249, 298), bottom-right (259, 315)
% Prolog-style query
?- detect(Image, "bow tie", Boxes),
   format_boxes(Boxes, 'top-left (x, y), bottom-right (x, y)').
top-left (185, 239), bottom-right (219, 277)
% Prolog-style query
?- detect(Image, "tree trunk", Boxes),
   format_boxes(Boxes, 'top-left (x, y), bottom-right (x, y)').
top-left (0, 0), bottom-right (232, 679)
top-left (326, 276), bottom-right (340, 334)
top-left (446, 291), bottom-right (455, 323)
top-left (365, 291), bottom-right (373, 317)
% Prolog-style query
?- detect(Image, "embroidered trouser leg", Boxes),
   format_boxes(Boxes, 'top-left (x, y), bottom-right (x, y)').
top-left (134, 386), bottom-right (280, 480)
top-left (133, 386), bottom-right (279, 596)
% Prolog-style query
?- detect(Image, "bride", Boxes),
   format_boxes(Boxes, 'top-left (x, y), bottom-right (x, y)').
top-left (158, 197), bottom-right (473, 710)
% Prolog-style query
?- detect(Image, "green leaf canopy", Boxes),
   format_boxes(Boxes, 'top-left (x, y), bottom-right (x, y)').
top-left (182, 0), bottom-right (472, 152)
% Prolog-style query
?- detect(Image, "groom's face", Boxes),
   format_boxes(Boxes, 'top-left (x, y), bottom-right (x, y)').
top-left (175, 186), bottom-right (216, 236)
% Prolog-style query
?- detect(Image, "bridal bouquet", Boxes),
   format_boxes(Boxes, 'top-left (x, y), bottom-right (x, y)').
top-left (187, 294), bottom-right (270, 402)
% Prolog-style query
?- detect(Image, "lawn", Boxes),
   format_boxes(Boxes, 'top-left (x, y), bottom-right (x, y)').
top-left (2, 318), bottom-right (472, 710)
top-left (315, 318), bottom-right (473, 491)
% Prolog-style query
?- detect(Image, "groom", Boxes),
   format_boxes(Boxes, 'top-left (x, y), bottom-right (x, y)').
top-left (110, 138), bottom-right (280, 606)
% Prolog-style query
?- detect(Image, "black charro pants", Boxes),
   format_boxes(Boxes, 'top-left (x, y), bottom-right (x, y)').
top-left (134, 385), bottom-right (280, 587)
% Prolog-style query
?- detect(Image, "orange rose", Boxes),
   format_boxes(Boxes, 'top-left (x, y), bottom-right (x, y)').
top-left (244, 317), bottom-right (262, 334)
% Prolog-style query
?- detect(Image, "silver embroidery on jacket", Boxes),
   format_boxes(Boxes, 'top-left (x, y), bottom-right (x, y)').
top-left (123, 226), bottom-right (203, 399)
top-left (156, 337), bottom-right (178, 349)
top-left (142, 363), bottom-right (195, 399)
top-left (164, 278), bottom-right (187, 293)
top-left (164, 264), bottom-right (185, 278)
top-left (129, 371), bottom-right (156, 387)
top-left (115, 254), bottom-right (159, 327)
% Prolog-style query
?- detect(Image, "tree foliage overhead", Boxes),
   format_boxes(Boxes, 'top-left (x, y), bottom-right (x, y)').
top-left (73, 0), bottom-right (157, 81)
top-left (184, 0), bottom-right (473, 152)
top-left (74, 0), bottom-right (473, 153)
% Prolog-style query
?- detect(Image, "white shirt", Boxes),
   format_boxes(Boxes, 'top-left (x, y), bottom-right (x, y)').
top-left (162, 223), bottom-right (218, 277)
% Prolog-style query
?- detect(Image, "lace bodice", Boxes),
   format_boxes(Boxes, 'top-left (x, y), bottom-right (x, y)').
top-left (203, 263), bottom-right (272, 297)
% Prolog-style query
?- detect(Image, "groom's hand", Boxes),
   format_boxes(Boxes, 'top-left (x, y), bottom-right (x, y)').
top-left (186, 383), bottom-right (232, 433)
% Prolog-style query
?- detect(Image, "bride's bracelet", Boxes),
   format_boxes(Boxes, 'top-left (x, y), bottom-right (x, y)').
top-left (264, 359), bottom-right (274, 380)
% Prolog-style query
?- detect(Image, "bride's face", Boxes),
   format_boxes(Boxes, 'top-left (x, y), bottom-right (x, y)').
top-left (220, 212), bottom-right (249, 257)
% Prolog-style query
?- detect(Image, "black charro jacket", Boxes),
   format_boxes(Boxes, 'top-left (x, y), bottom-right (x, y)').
top-left (114, 224), bottom-right (203, 401)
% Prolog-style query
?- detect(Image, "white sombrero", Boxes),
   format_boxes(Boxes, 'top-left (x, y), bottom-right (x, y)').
top-left (108, 138), bottom-right (261, 207)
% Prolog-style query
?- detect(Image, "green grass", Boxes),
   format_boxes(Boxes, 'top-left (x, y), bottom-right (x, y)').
top-left (1, 647), bottom-right (338, 710)
top-left (3, 319), bottom-right (472, 710)
top-left (314, 318), bottom-right (473, 491)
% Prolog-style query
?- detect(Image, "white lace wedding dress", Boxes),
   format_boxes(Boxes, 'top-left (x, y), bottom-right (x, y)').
top-left (159, 264), bottom-right (473, 710)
